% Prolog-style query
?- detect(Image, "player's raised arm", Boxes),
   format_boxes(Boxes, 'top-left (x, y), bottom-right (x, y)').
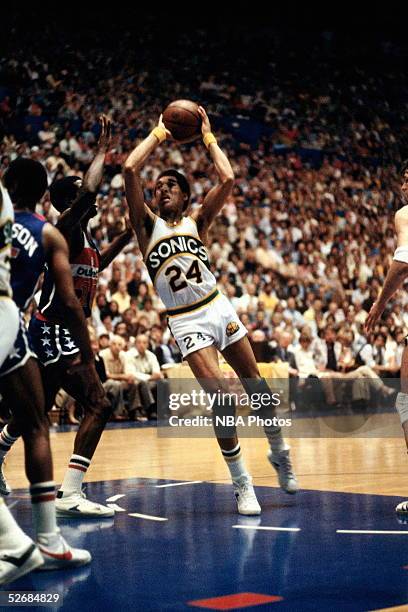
top-left (366, 205), bottom-right (408, 332)
top-left (194, 106), bottom-right (234, 237)
top-left (57, 115), bottom-right (111, 232)
top-left (123, 116), bottom-right (171, 252)
top-left (42, 223), bottom-right (104, 401)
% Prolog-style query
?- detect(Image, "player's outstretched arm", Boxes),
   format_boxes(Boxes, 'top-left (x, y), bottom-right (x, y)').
top-left (42, 224), bottom-right (104, 401)
top-left (366, 207), bottom-right (408, 332)
top-left (123, 116), bottom-right (171, 253)
top-left (194, 106), bottom-right (234, 237)
top-left (99, 217), bottom-right (134, 271)
top-left (58, 115), bottom-right (111, 232)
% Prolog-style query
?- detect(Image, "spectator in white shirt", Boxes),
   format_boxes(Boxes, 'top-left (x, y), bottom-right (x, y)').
top-left (125, 334), bottom-right (164, 419)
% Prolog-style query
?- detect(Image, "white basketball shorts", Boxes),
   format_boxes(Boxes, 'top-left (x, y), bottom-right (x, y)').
top-left (167, 292), bottom-right (247, 359)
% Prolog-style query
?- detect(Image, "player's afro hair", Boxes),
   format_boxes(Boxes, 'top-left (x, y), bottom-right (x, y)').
top-left (4, 158), bottom-right (48, 206)
top-left (156, 169), bottom-right (191, 210)
top-left (49, 176), bottom-right (82, 212)
top-left (401, 159), bottom-right (408, 175)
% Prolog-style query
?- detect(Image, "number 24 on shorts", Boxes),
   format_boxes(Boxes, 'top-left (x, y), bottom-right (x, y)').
top-left (183, 332), bottom-right (206, 350)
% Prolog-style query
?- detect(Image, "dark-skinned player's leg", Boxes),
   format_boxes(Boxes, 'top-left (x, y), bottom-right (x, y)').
top-left (0, 359), bottom-right (70, 494)
top-left (186, 345), bottom-right (261, 515)
top-left (222, 336), bottom-right (298, 494)
top-left (0, 354), bottom-right (114, 518)
top-left (0, 358), bottom-right (91, 570)
top-left (49, 358), bottom-right (114, 518)
top-left (0, 304), bottom-right (45, 585)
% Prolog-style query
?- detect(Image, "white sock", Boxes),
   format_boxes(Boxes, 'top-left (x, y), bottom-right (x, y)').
top-left (59, 454), bottom-right (91, 495)
top-left (396, 392), bottom-right (408, 426)
top-left (0, 497), bottom-right (28, 547)
top-left (221, 444), bottom-right (249, 482)
top-left (0, 424), bottom-right (19, 462)
top-left (30, 481), bottom-right (57, 538)
top-left (37, 530), bottom-right (65, 553)
top-left (264, 425), bottom-right (288, 453)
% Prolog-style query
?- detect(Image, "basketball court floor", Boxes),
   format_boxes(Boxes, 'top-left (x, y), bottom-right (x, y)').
top-left (2, 411), bottom-right (408, 611)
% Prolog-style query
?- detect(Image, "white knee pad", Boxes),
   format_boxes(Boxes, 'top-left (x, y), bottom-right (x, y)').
top-left (396, 392), bottom-right (408, 425)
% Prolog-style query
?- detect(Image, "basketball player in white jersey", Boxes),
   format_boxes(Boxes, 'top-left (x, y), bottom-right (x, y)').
top-left (366, 160), bottom-right (408, 518)
top-left (124, 107), bottom-right (298, 515)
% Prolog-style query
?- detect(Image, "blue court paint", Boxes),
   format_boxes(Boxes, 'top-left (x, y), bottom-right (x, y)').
top-left (3, 479), bottom-right (408, 611)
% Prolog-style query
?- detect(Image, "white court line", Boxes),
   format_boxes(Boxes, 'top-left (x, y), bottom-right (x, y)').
top-left (128, 512), bottom-right (168, 522)
top-left (7, 501), bottom-right (19, 510)
top-left (337, 529), bottom-right (408, 535)
top-left (107, 504), bottom-right (126, 512)
top-left (155, 481), bottom-right (203, 488)
top-left (106, 494), bottom-right (126, 503)
top-left (233, 525), bottom-right (301, 532)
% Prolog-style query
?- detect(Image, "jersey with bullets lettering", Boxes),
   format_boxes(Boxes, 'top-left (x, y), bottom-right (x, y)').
top-left (0, 183), bottom-right (13, 297)
top-left (145, 216), bottom-right (216, 309)
top-left (39, 231), bottom-right (99, 320)
top-left (11, 210), bottom-right (47, 310)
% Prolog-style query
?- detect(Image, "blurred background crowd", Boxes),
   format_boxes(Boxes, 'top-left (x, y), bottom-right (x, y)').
top-left (1, 10), bottom-right (407, 419)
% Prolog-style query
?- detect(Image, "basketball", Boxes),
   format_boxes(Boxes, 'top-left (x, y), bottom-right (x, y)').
top-left (162, 100), bottom-right (201, 142)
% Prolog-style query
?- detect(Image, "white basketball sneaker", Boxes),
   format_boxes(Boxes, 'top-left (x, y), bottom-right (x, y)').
top-left (233, 476), bottom-right (261, 516)
top-left (56, 490), bottom-right (114, 518)
top-left (268, 448), bottom-right (299, 494)
top-left (0, 539), bottom-right (44, 585)
top-left (395, 500), bottom-right (408, 517)
top-left (0, 460), bottom-right (11, 496)
top-left (37, 530), bottom-right (91, 570)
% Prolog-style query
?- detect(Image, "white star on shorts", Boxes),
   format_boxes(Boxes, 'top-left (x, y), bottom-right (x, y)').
top-left (41, 338), bottom-right (51, 346)
top-left (41, 324), bottom-right (51, 334)
top-left (64, 340), bottom-right (76, 350)
top-left (9, 347), bottom-right (21, 360)
top-left (45, 349), bottom-right (54, 358)
top-left (62, 328), bottom-right (69, 334)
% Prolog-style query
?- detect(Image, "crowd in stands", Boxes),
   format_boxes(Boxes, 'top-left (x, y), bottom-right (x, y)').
top-left (1, 16), bottom-right (408, 419)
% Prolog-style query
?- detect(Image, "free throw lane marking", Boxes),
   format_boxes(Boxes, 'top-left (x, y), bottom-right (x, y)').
top-left (107, 504), bottom-right (126, 512)
top-left (188, 592), bottom-right (283, 609)
top-left (106, 494), bottom-right (126, 502)
top-left (337, 529), bottom-right (408, 535)
top-left (155, 480), bottom-right (203, 488)
top-left (128, 512), bottom-right (168, 522)
top-left (233, 525), bottom-right (300, 532)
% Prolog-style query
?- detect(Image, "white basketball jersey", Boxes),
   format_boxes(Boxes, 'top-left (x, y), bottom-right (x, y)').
top-left (145, 216), bottom-right (216, 310)
top-left (0, 182), bottom-right (14, 297)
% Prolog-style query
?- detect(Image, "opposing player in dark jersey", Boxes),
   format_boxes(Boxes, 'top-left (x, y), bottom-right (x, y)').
top-left (0, 159), bottom-right (101, 584)
top-left (0, 116), bottom-right (134, 518)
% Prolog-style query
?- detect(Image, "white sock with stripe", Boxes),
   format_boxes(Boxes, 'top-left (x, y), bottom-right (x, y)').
top-left (30, 481), bottom-right (57, 537)
top-left (59, 454), bottom-right (91, 496)
top-left (0, 425), bottom-right (19, 461)
top-left (221, 444), bottom-right (249, 483)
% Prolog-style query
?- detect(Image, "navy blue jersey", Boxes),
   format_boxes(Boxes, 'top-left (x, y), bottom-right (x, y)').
top-left (11, 211), bottom-right (47, 311)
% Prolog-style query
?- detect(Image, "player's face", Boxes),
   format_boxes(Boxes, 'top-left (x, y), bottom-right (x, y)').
top-left (154, 176), bottom-right (185, 218)
top-left (402, 170), bottom-right (408, 204)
